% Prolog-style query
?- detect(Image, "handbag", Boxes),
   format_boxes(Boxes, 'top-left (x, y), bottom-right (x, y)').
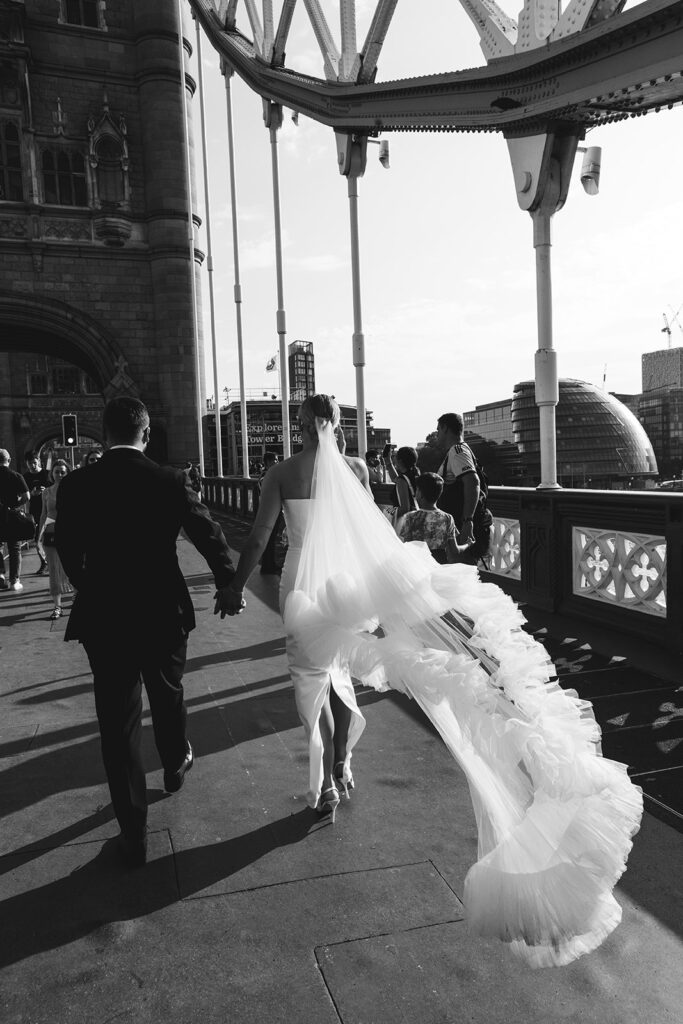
top-left (4, 508), bottom-right (36, 542)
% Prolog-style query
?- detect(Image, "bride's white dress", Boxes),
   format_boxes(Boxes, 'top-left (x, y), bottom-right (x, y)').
top-left (280, 420), bottom-right (643, 968)
top-left (280, 498), bottom-right (365, 808)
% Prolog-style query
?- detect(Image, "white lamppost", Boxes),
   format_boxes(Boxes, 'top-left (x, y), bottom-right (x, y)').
top-left (264, 100), bottom-right (291, 459)
top-left (507, 134), bottom-right (601, 489)
top-left (194, 18), bottom-right (222, 476)
top-left (335, 133), bottom-right (390, 457)
top-left (221, 60), bottom-right (250, 477)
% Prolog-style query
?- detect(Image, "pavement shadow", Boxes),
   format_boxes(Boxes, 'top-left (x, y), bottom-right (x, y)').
top-left (0, 810), bottom-right (313, 970)
top-left (18, 682), bottom-right (93, 705)
top-left (4, 672), bottom-right (91, 697)
top-left (0, 680), bottom-right (313, 818)
top-left (185, 636), bottom-right (286, 673)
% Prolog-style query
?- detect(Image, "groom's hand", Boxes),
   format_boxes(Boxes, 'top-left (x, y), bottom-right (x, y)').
top-left (214, 585), bottom-right (246, 618)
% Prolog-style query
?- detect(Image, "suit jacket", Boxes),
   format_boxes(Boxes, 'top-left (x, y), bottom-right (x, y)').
top-left (55, 448), bottom-right (235, 646)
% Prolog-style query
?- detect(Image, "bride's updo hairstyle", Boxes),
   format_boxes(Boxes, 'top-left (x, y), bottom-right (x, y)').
top-left (298, 393), bottom-right (340, 433)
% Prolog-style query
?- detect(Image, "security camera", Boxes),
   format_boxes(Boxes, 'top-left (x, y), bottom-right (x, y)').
top-left (378, 139), bottom-right (390, 169)
top-left (579, 146), bottom-right (601, 195)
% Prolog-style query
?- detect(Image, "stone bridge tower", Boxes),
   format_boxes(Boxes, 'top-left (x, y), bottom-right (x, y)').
top-left (0, 0), bottom-right (205, 464)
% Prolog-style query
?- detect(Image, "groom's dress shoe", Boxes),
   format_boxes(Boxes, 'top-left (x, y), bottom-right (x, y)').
top-left (118, 832), bottom-right (148, 868)
top-left (164, 741), bottom-right (193, 793)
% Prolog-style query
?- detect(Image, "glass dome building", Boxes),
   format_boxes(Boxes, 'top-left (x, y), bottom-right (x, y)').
top-left (510, 379), bottom-right (658, 488)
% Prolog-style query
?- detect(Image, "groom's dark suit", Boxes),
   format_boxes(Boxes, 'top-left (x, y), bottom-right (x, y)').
top-left (56, 447), bottom-right (236, 841)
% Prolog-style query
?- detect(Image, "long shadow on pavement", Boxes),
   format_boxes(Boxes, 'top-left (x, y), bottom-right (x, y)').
top-left (0, 810), bottom-right (313, 970)
top-left (0, 682), bottom-right (389, 819)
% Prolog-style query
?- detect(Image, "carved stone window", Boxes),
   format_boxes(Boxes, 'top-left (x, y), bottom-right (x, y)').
top-left (42, 148), bottom-right (88, 206)
top-left (0, 121), bottom-right (23, 201)
top-left (61, 0), bottom-right (103, 29)
top-left (93, 135), bottom-right (124, 206)
top-left (88, 98), bottom-right (130, 211)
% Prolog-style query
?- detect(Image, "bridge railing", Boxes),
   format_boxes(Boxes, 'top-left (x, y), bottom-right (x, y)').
top-left (202, 476), bottom-right (261, 519)
top-left (484, 486), bottom-right (682, 655)
top-left (202, 478), bottom-right (683, 655)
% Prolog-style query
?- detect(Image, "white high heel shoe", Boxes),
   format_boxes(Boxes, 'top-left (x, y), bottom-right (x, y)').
top-left (317, 786), bottom-right (341, 823)
top-left (334, 760), bottom-right (355, 800)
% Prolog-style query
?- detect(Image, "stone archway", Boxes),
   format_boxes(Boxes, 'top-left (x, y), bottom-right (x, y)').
top-left (0, 291), bottom-right (136, 396)
top-left (0, 292), bottom-right (141, 466)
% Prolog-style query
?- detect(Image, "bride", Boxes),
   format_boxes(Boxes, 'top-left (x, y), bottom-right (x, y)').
top-left (225, 394), bottom-right (370, 819)
top-left (223, 393), bottom-right (643, 968)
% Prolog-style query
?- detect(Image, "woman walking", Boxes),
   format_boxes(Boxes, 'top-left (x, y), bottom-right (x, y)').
top-left (39, 460), bottom-right (73, 619)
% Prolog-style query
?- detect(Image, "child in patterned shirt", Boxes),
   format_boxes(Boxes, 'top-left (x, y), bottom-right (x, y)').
top-left (400, 472), bottom-right (467, 564)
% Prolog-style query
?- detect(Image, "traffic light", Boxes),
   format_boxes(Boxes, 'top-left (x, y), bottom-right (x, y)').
top-left (62, 413), bottom-right (78, 447)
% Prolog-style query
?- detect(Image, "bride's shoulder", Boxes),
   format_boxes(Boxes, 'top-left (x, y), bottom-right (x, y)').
top-left (344, 455), bottom-right (369, 483)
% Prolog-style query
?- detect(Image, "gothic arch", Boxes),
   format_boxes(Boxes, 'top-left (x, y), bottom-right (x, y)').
top-left (0, 291), bottom-right (138, 398)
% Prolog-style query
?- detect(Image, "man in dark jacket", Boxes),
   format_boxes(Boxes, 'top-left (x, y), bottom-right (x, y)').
top-left (56, 397), bottom-right (243, 866)
top-left (0, 448), bottom-right (30, 591)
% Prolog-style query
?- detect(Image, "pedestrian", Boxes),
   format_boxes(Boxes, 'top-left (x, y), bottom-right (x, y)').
top-left (383, 444), bottom-right (419, 534)
top-left (434, 412), bottom-right (492, 567)
top-left (55, 396), bottom-right (241, 868)
top-left (85, 448), bottom-right (103, 465)
top-left (23, 450), bottom-right (51, 575)
top-left (399, 472), bottom-right (466, 564)
top-left (39, 459), bottom-right (73, 619)
top-left (365, 449), bottom-right (385, 485)
top-left (0, 448), bottom-right (30, 591)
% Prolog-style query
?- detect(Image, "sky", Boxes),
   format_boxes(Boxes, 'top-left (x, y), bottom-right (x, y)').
top-left (188, 0), bottom-right (683, 448)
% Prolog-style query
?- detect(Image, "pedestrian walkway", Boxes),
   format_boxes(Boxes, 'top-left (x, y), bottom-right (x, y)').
top-left (1, 536), bottom-right (682, 1024)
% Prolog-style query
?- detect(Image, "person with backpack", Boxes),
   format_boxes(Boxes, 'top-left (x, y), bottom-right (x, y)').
top-left (434, 412), bottom-right (493, 567)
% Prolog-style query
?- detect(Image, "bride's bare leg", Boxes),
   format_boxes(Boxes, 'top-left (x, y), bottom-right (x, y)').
top-left (330, 686), bottom-right (352, 764)
top-left (319, 694), bottom-right (336, 792)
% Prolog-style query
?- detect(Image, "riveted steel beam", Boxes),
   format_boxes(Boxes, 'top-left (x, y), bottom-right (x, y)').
top-left (193, 0), bottom-right (683, 134)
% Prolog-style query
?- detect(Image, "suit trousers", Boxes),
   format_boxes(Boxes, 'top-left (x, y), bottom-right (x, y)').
top-left (84, 635), bottom-right (188, 839)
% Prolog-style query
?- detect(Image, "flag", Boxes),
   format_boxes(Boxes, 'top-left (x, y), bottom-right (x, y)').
top-left (265, 354), bottom-right (278, 373)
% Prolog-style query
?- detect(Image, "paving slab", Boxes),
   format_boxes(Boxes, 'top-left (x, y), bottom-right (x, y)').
top-left (0, 838), bottom-right (462, 1024)
top-left (318, 898), bottom-right (683, 1024)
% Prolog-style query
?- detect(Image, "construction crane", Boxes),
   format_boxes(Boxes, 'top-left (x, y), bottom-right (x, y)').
top-left (661, 304), bottom-right (683, 348)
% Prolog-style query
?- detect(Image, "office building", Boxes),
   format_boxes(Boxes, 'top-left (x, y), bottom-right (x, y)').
top-left (205, 400), bottom-right (390, 475)
top-left (635, 347), bottom-right (683, 478)
top-left (453, 380), bottom-right (658, 488)
top-left (463, 399), bottom-right (523, 483)
top-left (511, 380), bottom-right (658, 488)
top-left (288, 341), bottom-right (315, 402)
top-left (642, 348), bottom-right (683, 392)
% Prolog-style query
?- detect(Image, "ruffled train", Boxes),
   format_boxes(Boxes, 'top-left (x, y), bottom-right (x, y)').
top-left (284, 540), bottom-right (642, 967)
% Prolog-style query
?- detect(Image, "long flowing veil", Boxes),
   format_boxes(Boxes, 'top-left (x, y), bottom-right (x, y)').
top-left (283, 418), bottom-right (642, 967)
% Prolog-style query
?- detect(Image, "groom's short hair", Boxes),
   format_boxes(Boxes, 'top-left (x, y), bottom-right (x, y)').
top-left (103, 396), bottom-right (150, 444)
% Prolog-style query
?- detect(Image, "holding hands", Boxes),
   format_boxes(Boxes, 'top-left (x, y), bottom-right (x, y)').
top-left (214, 583), bottom-right (246, 617)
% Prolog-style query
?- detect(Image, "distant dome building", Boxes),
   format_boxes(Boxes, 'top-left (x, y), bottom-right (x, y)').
top-left (511, 379), bottom-right (658, 488)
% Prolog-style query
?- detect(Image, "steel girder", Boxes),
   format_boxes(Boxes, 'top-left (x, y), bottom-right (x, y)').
top-left (189, 0), bottom-right (683, 134)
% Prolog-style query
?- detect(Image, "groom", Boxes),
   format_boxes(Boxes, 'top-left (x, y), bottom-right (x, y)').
top-left (56, 396), bottom-right (244, 867)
